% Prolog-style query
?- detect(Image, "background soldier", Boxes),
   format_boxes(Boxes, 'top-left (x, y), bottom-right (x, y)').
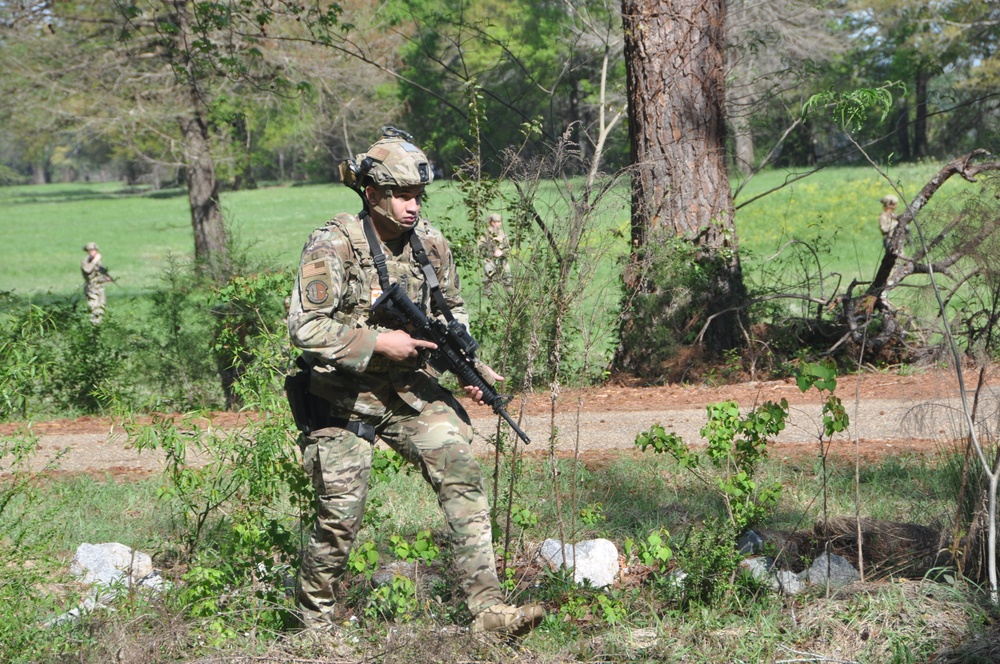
top-left (879, 194), bottom-right (900, 250)
top-left (477, 212), bottom-right (512, 292)
top-left (80, 242), bottom-right (110, 324)
top-left (286, 129), bottom-right (543, 635)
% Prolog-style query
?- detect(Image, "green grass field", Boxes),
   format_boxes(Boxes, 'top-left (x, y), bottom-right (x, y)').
top-left (733, 161), bottom-right (949, 285)
top-left (1, 161), bottom-right (959, 300)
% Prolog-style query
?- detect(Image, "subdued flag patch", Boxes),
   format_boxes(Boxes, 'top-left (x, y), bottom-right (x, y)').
top-left (303, 261), bottom-right (326, 278)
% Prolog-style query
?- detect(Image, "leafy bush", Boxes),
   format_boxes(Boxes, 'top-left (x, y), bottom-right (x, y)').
top-left (670, 518), bottom-right (744, 609)
top-left (48, 312), bottom-right (132, 414)
top-left (364, 575), bottom-right (418, 622)
top-left (0, 295), bottom-right (57, 420)
top-left (211, 269), bottom-right (293, 409)
top-left (636, 397), bottom-right (789, 534)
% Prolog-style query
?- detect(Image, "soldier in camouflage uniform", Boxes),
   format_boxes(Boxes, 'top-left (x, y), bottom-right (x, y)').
top-left (81, 242), bottom-right (109, 324)
top-left (477, 213), bottom-right (512, 293)
top-left (287, 129), bottom-right (543, 635)
top-left (879, 193), bottom-right (911, 257)
top-left (879, 194), bottom-right (899, 245)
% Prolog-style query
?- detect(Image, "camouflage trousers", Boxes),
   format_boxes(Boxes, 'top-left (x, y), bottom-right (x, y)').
top-left (297, 392), bottom-right (503, 626)
top-left (84, 284), bottom-right (105, 325)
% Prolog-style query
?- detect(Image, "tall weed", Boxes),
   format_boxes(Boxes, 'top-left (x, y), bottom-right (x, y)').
top-left (0, 432), bottom-right (72, 662)
top-left (0, 294), bottom-right (57, 420)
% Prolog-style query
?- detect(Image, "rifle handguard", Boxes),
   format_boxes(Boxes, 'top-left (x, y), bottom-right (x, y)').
top-left (371, 283), bottom-right (530, 444)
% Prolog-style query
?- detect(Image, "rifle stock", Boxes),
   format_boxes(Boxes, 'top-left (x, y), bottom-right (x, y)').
top-left (371, 283), bottom-right (530, 444)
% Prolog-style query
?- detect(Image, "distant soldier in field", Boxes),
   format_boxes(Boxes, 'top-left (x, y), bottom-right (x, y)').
top-left (878, 194), bottom-right (900, 251)
top-left (477, 213), bottom-right (512, 292)
top-left (81, 242), bottom-right (111, 324)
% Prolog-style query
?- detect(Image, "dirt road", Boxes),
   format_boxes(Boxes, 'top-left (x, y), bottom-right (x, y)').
top-left (3, 366), bottom-right (995, 477)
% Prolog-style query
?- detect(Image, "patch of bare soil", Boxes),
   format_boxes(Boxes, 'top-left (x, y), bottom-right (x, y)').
top-left (0, 364), bottom-right (992, 479)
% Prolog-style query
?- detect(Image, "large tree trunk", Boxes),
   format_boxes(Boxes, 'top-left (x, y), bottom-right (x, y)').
top-left (32, 161), bottom-right (48, 185)
top-left (172, 0), bottom-right (228, 279)
top-left (616, 0), bottom-right (746, 375)
top-left (179, 105), bottom-right (227, 278)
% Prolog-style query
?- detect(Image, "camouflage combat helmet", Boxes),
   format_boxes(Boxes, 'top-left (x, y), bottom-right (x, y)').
top-left (83, 242), bottom-right (99, 251)
top-left (341, 127), bottom-right (433, 231)
top-left (341, 127), bottom-right (433, 192)
top-left (362, 127), bottom-right (433, 190)
top-left (880, 194), bottom-right (898, 207)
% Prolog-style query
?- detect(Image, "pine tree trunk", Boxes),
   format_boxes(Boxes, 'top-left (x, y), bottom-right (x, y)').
top-left (617, 0), bottom-right (746, 374)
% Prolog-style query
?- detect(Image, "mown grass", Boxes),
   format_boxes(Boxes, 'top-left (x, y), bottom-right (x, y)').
top-left (1, 161), bottom-right (963, 299)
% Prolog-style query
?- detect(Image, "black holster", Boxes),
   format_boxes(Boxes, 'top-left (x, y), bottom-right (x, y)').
top-left (284, 358), bottom-right (332, 436)
top-left (284, 359), bottom-right (376, 443)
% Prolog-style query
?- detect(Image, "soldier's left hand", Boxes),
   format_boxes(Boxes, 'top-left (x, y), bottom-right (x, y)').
top-left (463, 364), bottom-right (503, 405)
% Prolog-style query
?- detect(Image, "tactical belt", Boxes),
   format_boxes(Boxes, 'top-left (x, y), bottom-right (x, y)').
top-left (329, 418), bottom-right (377, 444)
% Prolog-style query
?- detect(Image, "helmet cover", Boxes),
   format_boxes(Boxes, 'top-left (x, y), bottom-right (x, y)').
top-left (358, 128), bottom-right (433, 190)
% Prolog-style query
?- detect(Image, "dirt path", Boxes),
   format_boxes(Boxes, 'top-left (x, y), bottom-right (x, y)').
top-left (3, 366), bottom-right (996, 478)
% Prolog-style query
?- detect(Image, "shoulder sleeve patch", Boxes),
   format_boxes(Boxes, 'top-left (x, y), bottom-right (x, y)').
top-left (299, 258), bottom-right (336, 311)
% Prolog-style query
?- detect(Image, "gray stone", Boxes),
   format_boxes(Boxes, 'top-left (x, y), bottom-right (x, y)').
top-left (738, 530), bottom-right (765, 554)
top-left (740, 557), bottom-right (803, 595)
top-left (774, 570), bottom-right (805, 595)
top-left (539, 538), bottom-right (619, 588)
top-left (801, 552), bottom-right (860, 587)
top-left (740, 556), bottom-right (775, 582)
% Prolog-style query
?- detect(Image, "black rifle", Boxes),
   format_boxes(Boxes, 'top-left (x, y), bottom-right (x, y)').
top-left (371, 282), bottom-right (530, 445)
top-left (97, 265), bottom-right (118, 285)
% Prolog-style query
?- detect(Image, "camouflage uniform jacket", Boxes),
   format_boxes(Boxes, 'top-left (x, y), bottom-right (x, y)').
top-left (879, 209), bottom-right (899, 237)
top-left (81, 255), bottom-right (107, 287)
top-left (477, 227), bottom-right (509, 258)
top-left (288, 212), bottom-right (468, 416)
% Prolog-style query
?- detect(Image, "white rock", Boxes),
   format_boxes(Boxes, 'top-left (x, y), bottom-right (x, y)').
top-left (46, 543), bottom-right (161, 628)
top-left (539, 538), bottom-right (619, 588)
top-left (71, 542), bottom-right (153, 589)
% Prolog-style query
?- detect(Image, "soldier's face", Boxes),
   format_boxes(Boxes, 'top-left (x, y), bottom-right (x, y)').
top-left (367, 185), bottom-right (425, 235)
top-left (388, 187), bottom-right (423, 228)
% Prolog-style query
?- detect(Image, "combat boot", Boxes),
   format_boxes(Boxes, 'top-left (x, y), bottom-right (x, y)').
top-left (472, 602), bottom-right (545, 635)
